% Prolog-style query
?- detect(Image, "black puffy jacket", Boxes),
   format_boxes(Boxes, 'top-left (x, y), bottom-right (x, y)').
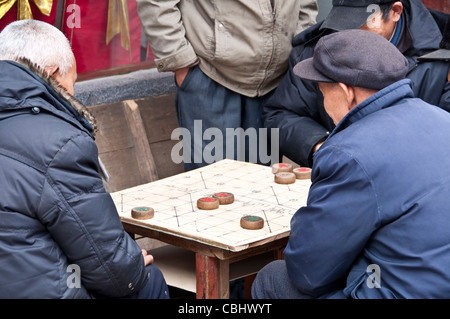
top-left (264, 0), bottom-right (450, 167)
top-left (0, 60), bottom-right (148, 298)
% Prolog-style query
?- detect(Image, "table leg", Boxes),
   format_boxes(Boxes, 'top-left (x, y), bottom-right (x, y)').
top-left (273, 246), bottom-right (285, 260)
top-left (195, 254), bottom-right (230, 299)
top-left (244, 274), bottom-right (256, 299)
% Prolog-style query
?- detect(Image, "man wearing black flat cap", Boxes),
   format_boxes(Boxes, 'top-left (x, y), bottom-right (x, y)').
top-left (264, 0), bottom-right (450, 168)
top-left (252, 29), bottom-right (450, 299)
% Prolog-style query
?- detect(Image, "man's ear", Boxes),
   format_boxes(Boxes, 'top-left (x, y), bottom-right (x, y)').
top-left (391, 2), bottom-right (403, 23)
top-left (338, 82), bottom-right (356, 110)
top-left (44, 66), bottom-right (59, 78)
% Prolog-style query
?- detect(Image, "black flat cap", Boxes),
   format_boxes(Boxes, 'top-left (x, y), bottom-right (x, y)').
top-left (321, 0), bottom-right (398, 31)
top-left (293, 29), bottom-right (409, 90)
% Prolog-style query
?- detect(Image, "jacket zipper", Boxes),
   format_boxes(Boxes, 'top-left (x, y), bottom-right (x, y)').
top-left (257, 1), bottom-right (277, 96)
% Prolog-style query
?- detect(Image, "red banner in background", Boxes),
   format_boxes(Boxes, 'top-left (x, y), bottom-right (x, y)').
top-left (0, 0), bottom-right (154, 75)
top-left (1, 1), bottom-right (445, 76)
top-left (421, 0), bottom-right (449, 14)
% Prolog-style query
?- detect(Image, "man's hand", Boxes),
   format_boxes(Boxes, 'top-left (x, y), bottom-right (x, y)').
top-left (447, 70), bottom-right (450, 82)
top-left (175, 67), bottom-right (191, 87)
top-left (142, 249), bottom-right (154, 266)
top-left (313, 141), bottom-right (324, 153)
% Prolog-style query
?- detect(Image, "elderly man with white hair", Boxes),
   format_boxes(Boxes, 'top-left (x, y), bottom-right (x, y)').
top-left (0, 20), bottom-right (169, 299)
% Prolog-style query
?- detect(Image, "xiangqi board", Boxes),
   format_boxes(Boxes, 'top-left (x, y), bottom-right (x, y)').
top-left (111, 159), bottom-right (311, 251)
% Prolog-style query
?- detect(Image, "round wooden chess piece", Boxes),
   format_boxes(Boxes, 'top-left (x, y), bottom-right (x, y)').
top-left (274, 172), bottom-right (296, 184)
top-left (213, 192), bottom-right (235, 205)
top-left (240, 216), bottom-right (264, 230)
top-left (197, 197), bottom-right (220, 210)
top-left (272, 163), bottom-right (293, 174)
top-left (131, 207), bottom-right (155, 220)
top-left (293, 167), bottom-right (312, 180)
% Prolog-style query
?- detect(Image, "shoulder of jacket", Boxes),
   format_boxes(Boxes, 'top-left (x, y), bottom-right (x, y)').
top-left (291, 23), bottom-right (329, 64)
top-left (292, 22), bottom-right (324, 47)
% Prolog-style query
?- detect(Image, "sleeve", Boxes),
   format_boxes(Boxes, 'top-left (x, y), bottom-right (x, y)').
top-left (284, 146), bottom-right (380, 297)
top-left (136, 0), bottom-right (198, 72)
top-left (263, 57), bottom-right (332, 167)
top-left (37, 134), bottom-right (148, 298)
top-left (297, 0), bottom-right (319, 34)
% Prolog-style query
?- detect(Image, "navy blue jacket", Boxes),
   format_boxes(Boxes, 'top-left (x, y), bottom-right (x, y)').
top-left (0, 60), bottom-right (148, 298)
top-left (285, 80), bottom-right (450, 298)
top-left (264, 0), bottom-right (450, 167)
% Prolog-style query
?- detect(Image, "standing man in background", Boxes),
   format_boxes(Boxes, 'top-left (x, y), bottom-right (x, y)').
top-left (137, 0), bottom-right (318, 171)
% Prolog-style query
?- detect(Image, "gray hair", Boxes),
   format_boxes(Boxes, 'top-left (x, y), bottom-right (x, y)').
top-left (0, 20), bottom-right (74, 76)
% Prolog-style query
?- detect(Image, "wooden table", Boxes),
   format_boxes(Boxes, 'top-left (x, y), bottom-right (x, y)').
top-left (111, 159), bottom-right (311, 299)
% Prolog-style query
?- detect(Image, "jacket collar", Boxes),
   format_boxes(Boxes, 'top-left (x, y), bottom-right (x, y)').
top-left (0, 59), bottom-right (97, 137)
top-left (330, 79), bottom-right (415, 138)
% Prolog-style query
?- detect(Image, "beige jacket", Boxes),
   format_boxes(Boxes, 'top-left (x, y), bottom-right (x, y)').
top-left (137, 0), bottom-right (318, 97)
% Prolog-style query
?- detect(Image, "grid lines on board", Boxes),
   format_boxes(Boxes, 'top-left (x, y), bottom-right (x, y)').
top-left (111, 159), bottom-right (311, 251)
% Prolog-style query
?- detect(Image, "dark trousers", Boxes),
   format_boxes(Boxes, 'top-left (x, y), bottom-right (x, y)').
top-left (252, 260), bottom-right (347, 299)
top-left (251, 260), bottom-right (312, 299)
top-left (174, 66), bottom-right (276, 171)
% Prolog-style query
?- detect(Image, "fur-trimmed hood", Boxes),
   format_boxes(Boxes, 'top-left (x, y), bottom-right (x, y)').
top-left (0, 59), bottom-right (97, 136)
